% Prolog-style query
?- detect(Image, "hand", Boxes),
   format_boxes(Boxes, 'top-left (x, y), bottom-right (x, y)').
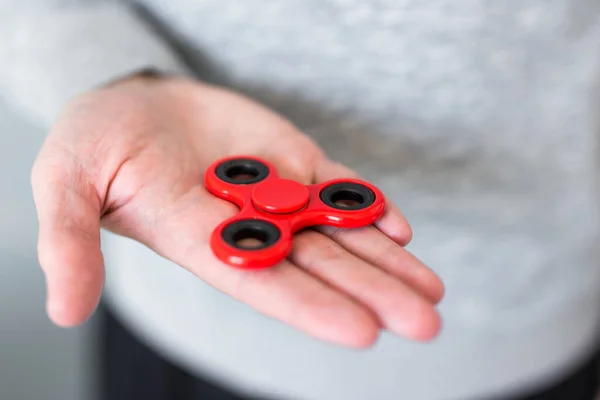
top-left (31, 74), bottom-right (444, 347)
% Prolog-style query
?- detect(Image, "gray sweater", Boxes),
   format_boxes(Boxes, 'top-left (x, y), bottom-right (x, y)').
top-left (2, 1), bottom-right (600, 399)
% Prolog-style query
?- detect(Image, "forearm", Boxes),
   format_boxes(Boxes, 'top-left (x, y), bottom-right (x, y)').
top-left (0, 0), bottom-right (192, 126)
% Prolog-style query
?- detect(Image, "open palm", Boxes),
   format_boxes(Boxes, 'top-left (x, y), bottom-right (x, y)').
top-left (32, 75), bottom-right (444, 347)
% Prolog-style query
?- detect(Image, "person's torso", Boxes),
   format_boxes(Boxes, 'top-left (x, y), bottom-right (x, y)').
top-left (104, 1), bottom-right (600, 399)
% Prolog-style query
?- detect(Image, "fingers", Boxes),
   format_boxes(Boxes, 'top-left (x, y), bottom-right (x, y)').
top-left (222, 261), bottom-right (381, 347)
top-left (137, 190), bottom-right (381, 347)
top-left (31, 153), bottom-right (104, 327)
top-left (376, 202), bottom-right (413, 246)
top-left (290, 230), bottom-right (441, 341)
top-left (314, 157), bottom-right (443, 302)
top-left (317, 225), bottom-right (444, 304)
top-left (314, 158), bottom-right (413, 245)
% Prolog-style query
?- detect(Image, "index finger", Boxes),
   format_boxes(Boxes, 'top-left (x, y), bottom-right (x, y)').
top-left (314, 158), bottom-right (413, 245)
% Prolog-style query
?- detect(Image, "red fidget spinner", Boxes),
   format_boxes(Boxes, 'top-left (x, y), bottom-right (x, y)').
top-left (204, 155), bottom-right (386, 269)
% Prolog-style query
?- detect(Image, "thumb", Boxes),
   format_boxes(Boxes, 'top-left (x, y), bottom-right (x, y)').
top-left (31, 151), bottom-right (104, 327)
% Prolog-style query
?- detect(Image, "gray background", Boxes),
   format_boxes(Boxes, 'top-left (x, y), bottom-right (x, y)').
top-left (0, 98), bottom-right (92, 400)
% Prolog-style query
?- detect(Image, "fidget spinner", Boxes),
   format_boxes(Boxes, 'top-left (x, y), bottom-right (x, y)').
top-left (204, 155), bottom-right (386, 269)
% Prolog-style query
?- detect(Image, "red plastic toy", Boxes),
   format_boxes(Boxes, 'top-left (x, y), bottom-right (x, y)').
top-left (204, 155), bottom-right (386, 269)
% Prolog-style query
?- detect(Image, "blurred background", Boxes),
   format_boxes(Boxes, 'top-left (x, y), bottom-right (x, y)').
top-left (0, 97), bottom-right (93, 400)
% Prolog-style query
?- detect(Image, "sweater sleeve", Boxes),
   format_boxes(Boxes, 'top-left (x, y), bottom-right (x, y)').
top-left (0, 0), bottom-right (194, 126)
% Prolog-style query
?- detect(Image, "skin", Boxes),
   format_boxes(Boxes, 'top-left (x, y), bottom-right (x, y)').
top-left (31, 74), bottom-right (445, 348)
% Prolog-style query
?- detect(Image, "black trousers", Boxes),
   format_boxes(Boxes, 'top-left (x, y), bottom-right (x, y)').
top-left (98, 306), bottom-right (599, 400)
